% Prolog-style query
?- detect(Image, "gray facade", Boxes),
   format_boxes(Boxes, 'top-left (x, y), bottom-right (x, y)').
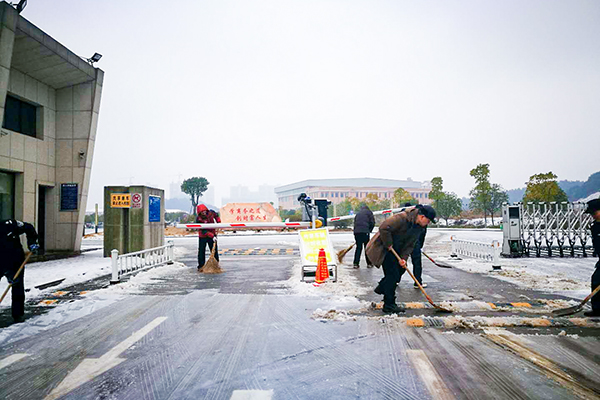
top-left (0, 2), bottom-right (103, 252)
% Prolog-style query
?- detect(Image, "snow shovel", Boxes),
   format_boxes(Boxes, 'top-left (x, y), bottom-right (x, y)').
top-left (552, 285), bottom-right (600, 317)
top-left (389, 248), bottom-right (453, 313)
top-left (422, 251), bottom-right (453, 269)
top-left (0, 252), bottom-right (32, 305)
top-left (337, 243), bottom-right (355, 264)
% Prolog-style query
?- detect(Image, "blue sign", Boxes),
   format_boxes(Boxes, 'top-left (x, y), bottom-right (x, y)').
top-left (149, 195), bottom-right (161, 222)
top-left (60, 183), bottom-right (78, 211)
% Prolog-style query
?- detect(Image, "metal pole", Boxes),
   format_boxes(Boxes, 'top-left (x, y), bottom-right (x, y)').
top-left (95, 203), bottom-right (99, 234)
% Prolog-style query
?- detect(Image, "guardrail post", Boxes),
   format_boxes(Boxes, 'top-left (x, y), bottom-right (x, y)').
top-left (450, 236), bottom-right (458, 258)
top-left (167, 240), bottom-right (174, 264)
top-left (110, 249), bottom-right (120, 284)
top-left (492, 240), bottom-right (501, 270)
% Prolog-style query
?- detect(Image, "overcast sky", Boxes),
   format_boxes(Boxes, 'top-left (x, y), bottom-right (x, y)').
top-left (22, 0), bottom-right (600, 208)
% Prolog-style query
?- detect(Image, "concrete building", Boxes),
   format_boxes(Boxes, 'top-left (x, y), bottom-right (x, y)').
top-left (0, 2), bottom-right (104, 252)
top-left (221, 184), bottom-right (277, 206)
top-left (275, 178), bottom-right (432, 210)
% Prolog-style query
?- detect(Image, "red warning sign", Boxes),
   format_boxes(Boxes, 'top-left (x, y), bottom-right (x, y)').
top-left (131, 193), bottom-right (142, 209)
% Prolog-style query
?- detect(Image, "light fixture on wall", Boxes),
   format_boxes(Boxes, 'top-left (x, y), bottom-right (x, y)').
top-left (86, 53), bottom-right (103, 65)
top-left (11, 0), bottom-right (27, 13)
top-left (78, 150), bottom-right (85, 159)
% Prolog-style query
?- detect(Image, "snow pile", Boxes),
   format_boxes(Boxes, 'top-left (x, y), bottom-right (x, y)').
top-left (0, 249), bottom-right (111, 308)
top-left (281, 261), bottom-right (368, 300)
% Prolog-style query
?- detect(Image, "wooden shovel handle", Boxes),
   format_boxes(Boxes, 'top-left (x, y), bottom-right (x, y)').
top-left (389, 247), bottom-right (436, 305)
top-left (0, 252), bottom-right (32, 304)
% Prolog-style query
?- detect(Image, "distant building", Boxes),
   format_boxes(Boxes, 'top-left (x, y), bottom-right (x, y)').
top-left (275, 178), bottom-right (432, 210)
top-left (168, 181), bottom-right (186, 199)
top-left (0, 3), bottom-right (104, 252)
top-left (221, 184), bottom-right (277, 205)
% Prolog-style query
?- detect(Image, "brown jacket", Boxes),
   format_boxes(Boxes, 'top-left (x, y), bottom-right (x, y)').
top-left (365, 208), bottom-right (425, 267)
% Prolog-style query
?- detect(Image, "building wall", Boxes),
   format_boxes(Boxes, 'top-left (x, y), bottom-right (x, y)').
top-left (277, 184), bottom-right (432, 210)
top-left (0, 3), bottom-right (103, 252)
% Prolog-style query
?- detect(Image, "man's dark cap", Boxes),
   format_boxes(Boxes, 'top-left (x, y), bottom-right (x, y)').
top-left (585, 198), bottom-right (600, 214)
top-left (416, 204), bottom-right (437, 223)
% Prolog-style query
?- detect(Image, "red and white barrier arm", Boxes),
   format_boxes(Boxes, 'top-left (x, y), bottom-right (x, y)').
top-left (327, 206), bottom-right (414, 222)
top-left (177, 222), bottom-right (312, 230)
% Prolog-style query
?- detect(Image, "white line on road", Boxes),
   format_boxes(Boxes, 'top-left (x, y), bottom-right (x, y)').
top-left (45, 317), bottom-right (167, 400)
top-left (230, 390), bottom-right (274, 400)
top-left (407, 349), bottom-right (455, 400)
top-left (0, 353), bottom-right (28, 371)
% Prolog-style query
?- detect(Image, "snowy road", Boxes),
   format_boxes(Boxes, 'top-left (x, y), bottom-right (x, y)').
top-left (0, 230), bottom-right (599, 399)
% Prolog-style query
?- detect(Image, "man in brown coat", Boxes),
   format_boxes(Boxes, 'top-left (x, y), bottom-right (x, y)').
top-left (366, 205), bottom-right (436, 313)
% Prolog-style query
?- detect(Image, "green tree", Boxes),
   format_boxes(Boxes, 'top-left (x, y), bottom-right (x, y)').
top-left (469, 163), bottom-right (492, 224)
top-left (435, 192), bottom-right (463, 226)
top-left (393, 188), bottom-right (413, 207)
top-left (488, 184), bottom-right (509, 225)
top-left (429, 177), bottom-right (444, 202)
top-left (522, 172), bottom-right (568, 203)
top-left (181, 177), bottom-right (209, 214)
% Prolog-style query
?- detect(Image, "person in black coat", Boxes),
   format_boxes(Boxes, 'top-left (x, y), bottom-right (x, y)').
top-left (0, 219), bottom-right (39, 323)
top-left (353, 204), bottom-right (375, 268)
top-left (584, 199), bottom-right (600, 317)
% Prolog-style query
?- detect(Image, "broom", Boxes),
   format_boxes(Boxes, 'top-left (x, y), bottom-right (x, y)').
top-left (199, 241), bottom-right (224, 274)
top-left (337, 243), bottom-right (355, 264)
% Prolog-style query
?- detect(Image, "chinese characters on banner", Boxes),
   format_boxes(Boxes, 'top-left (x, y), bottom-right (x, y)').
top-left (220, 203), bottom-right (282, 224)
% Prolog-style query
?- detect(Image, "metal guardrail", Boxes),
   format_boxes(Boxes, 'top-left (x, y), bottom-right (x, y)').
top-left (110, 241), bottom-right (175, 283)
top-left (451, 236), bottom-right (501, 268)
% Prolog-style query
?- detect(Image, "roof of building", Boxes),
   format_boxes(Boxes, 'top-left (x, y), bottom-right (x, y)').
top-left (275, 178), bottom-right (427, 193)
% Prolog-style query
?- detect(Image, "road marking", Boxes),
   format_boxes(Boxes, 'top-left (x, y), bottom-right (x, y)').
top-left (45, 317), bottom-right (167, 400)
top-left (0, 354), bottom-right (28, 371)
top-left (407, 349), bottom-right (455, 400)
top-left (230, 390), bottom-right (274, 400)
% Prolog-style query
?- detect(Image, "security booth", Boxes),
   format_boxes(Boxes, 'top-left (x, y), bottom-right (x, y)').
top-left (103, 186), bottom-right (164, 257)
top-left (502, 204), bottom-right (523, 257)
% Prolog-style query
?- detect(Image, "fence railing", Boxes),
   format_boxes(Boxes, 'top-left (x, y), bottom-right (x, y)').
top-left (110, 241), bottom-right (175, 283)
top-left (451, 236), bottom-right (501, 268)
top-left (519, 202), bottom-right (592, 257)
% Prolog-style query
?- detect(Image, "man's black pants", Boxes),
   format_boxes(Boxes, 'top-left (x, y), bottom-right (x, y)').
top-left (198, 237), bottom-right (219, 268)
top-left (411, 245), bottom-right (423, 284)
top-left (378, 251), bottom-right (406, 308)
top-left (592, 261), bottom-right (600, 312)
top-left (353, 233), bottom-right (371, 266)
top-left (1, 258), bottom-right (25, 319)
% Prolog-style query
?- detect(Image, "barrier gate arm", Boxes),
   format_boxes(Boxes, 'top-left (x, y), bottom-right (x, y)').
top-left (328, 206), bottom-right (414, 222)
top-left (177, 222), bottom-right (312, 229)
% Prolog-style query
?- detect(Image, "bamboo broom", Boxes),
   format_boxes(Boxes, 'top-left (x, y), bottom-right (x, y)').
top-left (337, 243), bottom-right (355, 264)
top-left (199, 241), bottom-right (224, 274)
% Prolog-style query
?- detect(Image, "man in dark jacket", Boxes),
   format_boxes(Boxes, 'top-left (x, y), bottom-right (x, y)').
top-left (353, 204), bottom-right (375, 268)
top-left (196, 204), bottom-right (221, 270)
top-left (584, 198), bottom-right (600, 317)
top-left (366, 205), bottom-right (436, 313)
top-left (403, 203), bottom-right (428, 288)
top-left (0, 219), bottom-right (39, 323)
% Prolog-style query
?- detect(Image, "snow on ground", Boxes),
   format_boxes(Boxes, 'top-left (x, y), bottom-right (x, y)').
top-left (0, 262), bottom-right (188, 346)
top-left (426, 229), bottom-right (597, 300)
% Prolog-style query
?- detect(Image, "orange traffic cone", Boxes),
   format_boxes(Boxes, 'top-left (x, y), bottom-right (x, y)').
top-left (315, 248), bottom-right (329, 284)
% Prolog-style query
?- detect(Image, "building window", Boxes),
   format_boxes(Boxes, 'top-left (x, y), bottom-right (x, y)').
top-left (0, 171), bottom-right (15, 220)
top-left (2, 95), bottom-right (38, 138)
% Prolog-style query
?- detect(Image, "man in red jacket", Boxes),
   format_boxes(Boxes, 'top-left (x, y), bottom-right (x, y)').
top-left (196, 204), bottom-right (220, 270)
